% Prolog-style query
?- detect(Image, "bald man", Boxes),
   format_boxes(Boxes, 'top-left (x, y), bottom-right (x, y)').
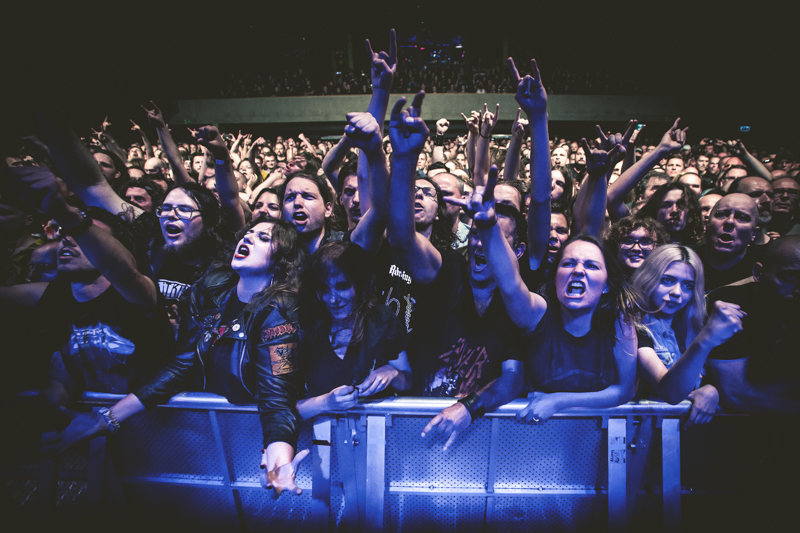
top-left (692, 193), bottom-right (761, 292)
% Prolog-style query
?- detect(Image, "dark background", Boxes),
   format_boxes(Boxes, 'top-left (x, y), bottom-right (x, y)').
top-left (3, 2), bottom-right (797, 152)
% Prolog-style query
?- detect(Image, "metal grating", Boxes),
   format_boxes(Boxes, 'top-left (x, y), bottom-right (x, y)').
top-left (491, 495), bottom-right (607, 532)
top-left (216, 412), bottom-right (314, 486)
top-left (495, 418), bottom-right (605, 490)
top-left (118, 410), bottom-right (222, 481)
top-left (386, 417), bottom-right (492, 489)
top-left (385, 494), bottom-right (486, 533)
top-left (238, 486), bottom-right (313, 532)
top-left (125, 483), bottom-right (239, 529)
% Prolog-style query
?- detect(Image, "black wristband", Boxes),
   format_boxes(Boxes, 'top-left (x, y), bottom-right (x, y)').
top-left (433, 134), bottom-right (445, 146)
top-left (61, 215), bottom-right (93, 237)
top-left (458, 392), bottom-right (486, 421)
top-left (479, 132), bottom-right (492, 140)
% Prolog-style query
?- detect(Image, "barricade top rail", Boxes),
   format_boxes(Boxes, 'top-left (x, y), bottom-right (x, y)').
top-left (15, 390), bottom-right (694, 417)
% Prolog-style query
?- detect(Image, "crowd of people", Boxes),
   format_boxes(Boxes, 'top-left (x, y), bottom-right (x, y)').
top-left (215, 54), bottom-right (644, 98)
top-left (2, 30), bottom-right (799, 505)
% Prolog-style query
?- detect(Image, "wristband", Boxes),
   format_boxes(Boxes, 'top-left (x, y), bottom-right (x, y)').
top-left (97, 407), bottom-right (120, 433)
top-left (215, 159), bottom-right (229, 166)
top-left (60, 215), bottom-right (93, 237)
top-left (433, 134), bottom-right (445, 146)
top-left (458, 392), bottom-right (486, 421)
top-left (479, 132), bottom-right (492, 140)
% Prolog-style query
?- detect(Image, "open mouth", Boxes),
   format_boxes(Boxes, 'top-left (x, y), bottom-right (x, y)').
top-left (717, 233), bottom-right (734, 244)
top-left (414, 202), bottom-right (424, 214)
top-left (165, 223), bottom-right (182, 237)
top-left (58, 248), bottom-right (78, 258)
top-left (234, 244), bottom-right (250, 259)
top-left (566, 281), bottom-right (585, 296)
top-left (292, 211), bottom-right (308, 222)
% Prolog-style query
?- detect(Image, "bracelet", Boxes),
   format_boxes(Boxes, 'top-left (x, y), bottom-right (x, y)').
top-left (215, 159), bottom-right (229, 166)
top-left (433, 134), bottom-right (445, 146)
top-left (97, 407), bottom-right (120, 433)
top-left (479, 132), bottom-right (492, 140)
top-left (458, 392), bottom-right (486, 421)
top-left (60, 215), bottom-right (93, 237)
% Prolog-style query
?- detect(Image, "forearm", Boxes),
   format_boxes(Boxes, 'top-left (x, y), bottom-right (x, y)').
top-left (573, 173), bottom-right (607, 237)
top-left (656, 332), bottom-right (716, 404)
top-left (503, 134), bottom-right (524, 180)
top-left (740, 149), bottom-right (772, 182)
top-left (474, 136), bottom-right (491, 187)
top-left (386, 156), bottom-right (418, 249)
top-left (321, 135), bottom-right (351, 191)
top-left (357, 150), bottom-right (372, 214)
top-left (367, 88), bottom-right (391, 136)
top-left (607, 146), bottom-right (667, 207)
top-left (157, 126), bottom-right (193, 184)
top-left (477, 363), bottom-right (525, 411)
top-left (390, 369), bottom-right (412, 392)
top-left (466, 132), bottom-right (477, 176)
top-left (549, 385), bottom-right (634, 412)
top-left (139, 130), bottom-right (155, 159)
top-left (102, 132), bottom-right (128, 162)
top-left (213, 159), bottom-right (247, 231)
top-left (350, 151), bottom-right (389, 254)
top-left (527, 113), bottom-right (552, 267)
top-left (296, 394), bottom-right (329, 420)
top-left (0, 282), bottom-right (48, 307)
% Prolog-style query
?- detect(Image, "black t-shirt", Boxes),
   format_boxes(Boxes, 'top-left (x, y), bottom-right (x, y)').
top-left (707, 281), bottom-right (800, 383)
top-left (302, 305), bottom-right (407, 398)
top-left (523, 293), bottom-right (617, 393)
top-left (156, 258), bottom-right (206, 303)
top-left (692, 244), bottom-right (764, 293)
top-left (410, 259), bottom-right (523, 397)
top-left (373, 240), bottom-right (462, 339)
top-left (38, 281), bottom-right (175, 394)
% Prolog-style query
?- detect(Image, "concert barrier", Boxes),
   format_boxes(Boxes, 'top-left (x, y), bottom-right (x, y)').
top-left (5, 391), bottom-right (794, 532)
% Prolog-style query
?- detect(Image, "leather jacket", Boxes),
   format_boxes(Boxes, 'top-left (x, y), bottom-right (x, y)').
top-left (135, 266), bottom-right (302, 450)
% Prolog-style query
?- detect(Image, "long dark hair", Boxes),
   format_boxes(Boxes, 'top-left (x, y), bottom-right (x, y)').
top-left (300, 241), bottom-right (376, 345)
top-left (545, 234), bottom-right (643, 337)
top-left (636, 182), bottom-right (703, 245)
top-left (240, 216), bottom-right (306, 317)
top-left (416, 175), bottom-right (455, 251)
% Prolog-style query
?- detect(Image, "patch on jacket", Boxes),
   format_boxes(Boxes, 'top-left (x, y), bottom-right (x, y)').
top-left (269, 343), bottom-right (298, 375)
top-left (262, 322), bottom-right (298, 342)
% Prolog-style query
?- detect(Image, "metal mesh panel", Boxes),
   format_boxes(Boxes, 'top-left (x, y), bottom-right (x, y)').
top-left (118, 410), bottom-right (222, 481)
top-left (215, 413), bottom-right (314, 486)
top-left (386, 417), bottom-right (491, 489)
top-left (385, 494), bottom-right (485, 533)
top-left (126, 483), bottom-right (238, 529)
top-left (330, 485), bottom-right (345, 531)
top-left (490, 495), bottom-right (606, 532)
top-left (495, 419), bottom-right (605, 490)
top-left (57, 442), bottom-right (89, 471)
top-left (237, 486), bottom-right (313, 531)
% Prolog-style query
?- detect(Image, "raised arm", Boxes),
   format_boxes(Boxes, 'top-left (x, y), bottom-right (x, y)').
top-left (432, 118), bottom-right (450, 163)
top-left (97, 117), bottom-right (128, 163)
top-left (473, 103), bottom-right (500, 187)
top-left (572, 134), bottom-right (623, 237)
top-left (194, 126), bottom-right (246, 232)
top-left (345, 112), bottom-right (390, 254)
top-left (503, 108), bottom-right (528, 181)
top-left (733, 140), bottom-right (773, 182)
top-left (386, 93), bottom-right (442, 284)
top-left (508, 58), bottom-right (551, 270)
top-left (321, 134), bottom-right (353, 192)
top-left (607, 119), bottom-right (686, 221)
top-left (142, 101), bottom-right (194, 184)
top-left (11, 165), bottom-right (157, 307)
top-left (461, 110), bottom-right (480, 176)
top-left (36, 106), bottom-right (143, 221)
top-left (130, 119), bottom-right (154, 159)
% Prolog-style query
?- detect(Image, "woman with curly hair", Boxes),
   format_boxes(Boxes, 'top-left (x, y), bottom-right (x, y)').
top-left (632, 244), bottom-right (745, 424)
top-left (605, 216), bottom-right (670, 276)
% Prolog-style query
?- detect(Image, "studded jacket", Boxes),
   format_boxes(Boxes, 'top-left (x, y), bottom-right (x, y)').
top-left (134, 267), bottom-right (302, 450)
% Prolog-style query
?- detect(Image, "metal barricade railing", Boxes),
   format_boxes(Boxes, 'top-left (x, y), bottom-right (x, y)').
top-left (6, 391), bottom-right (710, 532)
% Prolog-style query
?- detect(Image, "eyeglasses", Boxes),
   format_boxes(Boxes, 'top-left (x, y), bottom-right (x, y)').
top-left (415, 186), bottom-right (437, 199)
top-left (156, 204), bottom-right (200, 219)
top-left (619, 237), bottom-right (656, 250)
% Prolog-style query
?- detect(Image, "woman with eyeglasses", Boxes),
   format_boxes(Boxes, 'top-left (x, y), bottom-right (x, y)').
top-left (605, 216), bottom-right (670, 277)
top-left (632, 244), bottom-right (745, 425)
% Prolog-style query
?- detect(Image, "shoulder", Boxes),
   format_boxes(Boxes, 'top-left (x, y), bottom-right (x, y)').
top-left (707, 281), bottom-right (753, 307)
